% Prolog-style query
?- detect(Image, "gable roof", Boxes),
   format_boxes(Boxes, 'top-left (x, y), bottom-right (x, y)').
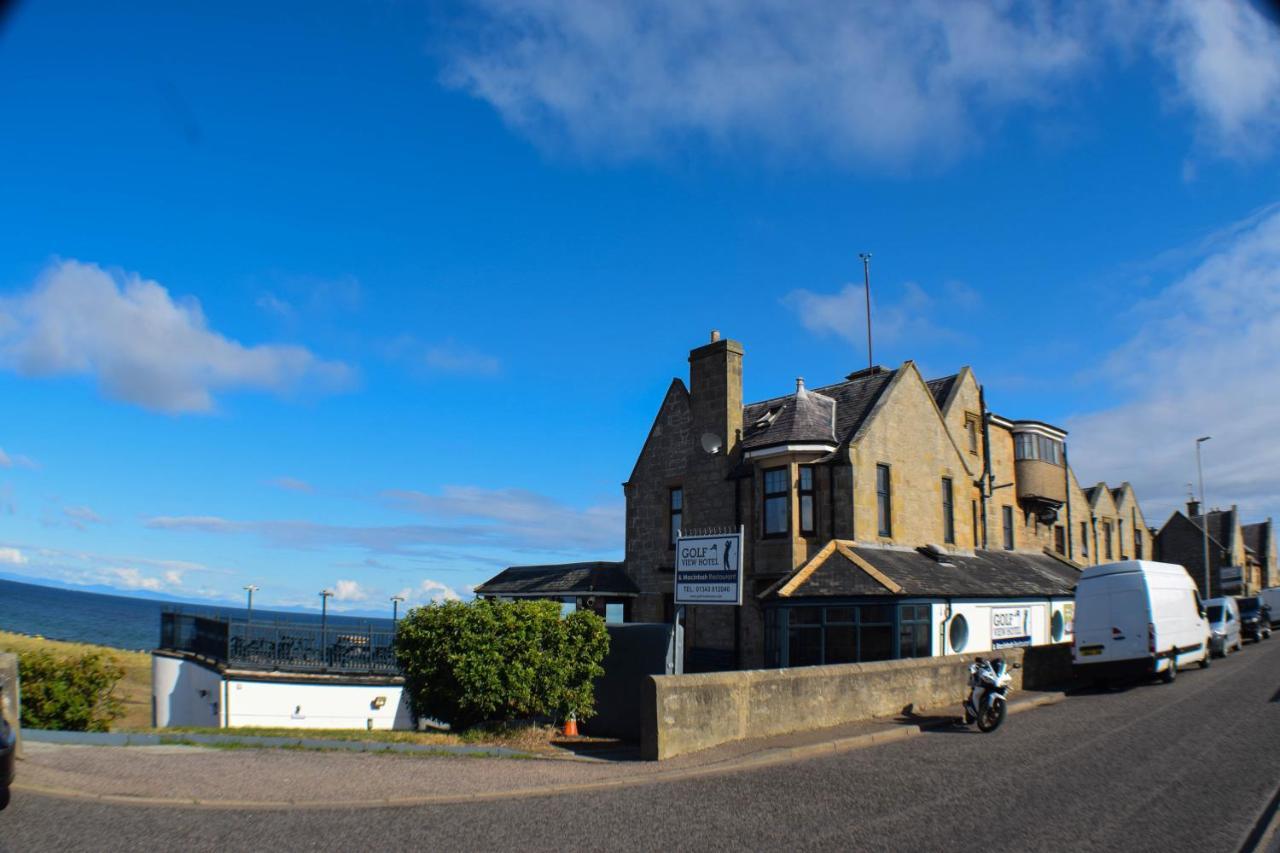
top-left (925, 374), bottom-right (958, 412)
top-left (1243, 521), bottom-right (1272, 559)
top-left (760, 541), bottom-right (1080, 600)
top-left (1157, 510), bottom-right (1228, 551)
top-left (474, 562), bottom-right (639, 598)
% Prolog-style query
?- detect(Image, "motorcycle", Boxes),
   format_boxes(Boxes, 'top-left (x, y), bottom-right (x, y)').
top-left (961, 656), bottom-right (1018, 733)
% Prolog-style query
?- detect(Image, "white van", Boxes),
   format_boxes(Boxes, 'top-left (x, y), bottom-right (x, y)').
top-left (1261, 588), bottom-right (1280, 628)
top-left (1073, 560), bottom-right (1210, 684)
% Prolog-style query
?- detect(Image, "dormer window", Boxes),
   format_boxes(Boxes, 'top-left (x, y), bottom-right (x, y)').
top-left (754, 408), bottom-right (781, 429)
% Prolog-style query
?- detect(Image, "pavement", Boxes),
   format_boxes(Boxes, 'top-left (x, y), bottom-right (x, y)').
top-left (3, 639), bottom-right (1279, 852)
top-left (10, 692), bottom-right (1062, 807)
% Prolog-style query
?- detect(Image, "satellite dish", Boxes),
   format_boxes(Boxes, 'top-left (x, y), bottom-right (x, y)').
top-left (700, 432), bottom-right (722, 455)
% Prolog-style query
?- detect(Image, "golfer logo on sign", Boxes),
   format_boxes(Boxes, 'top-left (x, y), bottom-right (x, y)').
top-left (723, 538), bottom-right (734, 570)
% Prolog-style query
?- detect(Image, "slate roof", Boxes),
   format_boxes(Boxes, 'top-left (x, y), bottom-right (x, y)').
top-left (741, 366), bottom-right (895, 454)
top-left (1191, 508), bottom-right (1235, 549)
top-left (741, 382), bottom-right (837, 451)
top-left (925, 374), bottom-right (957, 411)
top-left (474, 562), bottom-right (639, 598)
top-left (1243, 521), bottom-right (1271, 559)
top-left (761, 544), bottom-right (1080, 600)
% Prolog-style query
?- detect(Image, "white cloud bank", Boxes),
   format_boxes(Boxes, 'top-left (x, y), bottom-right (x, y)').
top-left (442, 0), bottom-right (1280, 165)
top-left (0, 259), bottom-right (355, 414)
top-left (1068, 203), bottom-right (1280, 525)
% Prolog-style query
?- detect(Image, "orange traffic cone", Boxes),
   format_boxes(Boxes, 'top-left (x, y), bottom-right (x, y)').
top-left (563, 714), bottom-right (579, 737)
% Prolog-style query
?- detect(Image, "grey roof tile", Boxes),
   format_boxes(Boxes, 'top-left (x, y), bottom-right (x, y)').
top-left (742, 367), bottom-right (894, 452)
top-left (474, 562), bottom-right (638, 597)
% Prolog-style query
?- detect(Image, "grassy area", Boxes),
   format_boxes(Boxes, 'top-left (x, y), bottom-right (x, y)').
top-left (0, 630), bottom-right (153, 730)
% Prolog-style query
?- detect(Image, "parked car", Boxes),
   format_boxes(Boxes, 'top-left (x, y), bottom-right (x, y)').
top-left (1073, 560), bottom-right (1210, 685)
top-left (1235, 596), bottom-right (1272, 642)
top-left (1205, 597), bottom-right (1242, 657)
top-left (1261, 588), bottom-right (1280, 628)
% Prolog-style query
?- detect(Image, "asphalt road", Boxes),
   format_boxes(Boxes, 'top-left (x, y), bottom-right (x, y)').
top-left (5, 638), bottom-right (1280, 853)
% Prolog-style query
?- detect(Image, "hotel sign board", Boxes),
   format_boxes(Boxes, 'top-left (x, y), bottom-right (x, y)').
top-left (675, 531), bottom-right (743, 606)
top-left (991, 606), bottom-right (1032, 649)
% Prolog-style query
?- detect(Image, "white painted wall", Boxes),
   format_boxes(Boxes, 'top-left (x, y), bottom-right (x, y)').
top-left (225, 680), bottom-right (415, 730)
top-left (931, 597), bottom-right (1075, 656)
top-left (152, 655), bottom-right (223, 728)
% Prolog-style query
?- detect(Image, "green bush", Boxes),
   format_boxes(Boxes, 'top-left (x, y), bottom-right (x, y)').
top-left (394, 599), bottom-right (610, 730)
top-left (18, 650), bottom-right (125, 732)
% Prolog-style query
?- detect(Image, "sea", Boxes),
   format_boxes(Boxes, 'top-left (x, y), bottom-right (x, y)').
top-left (0, 577), bottom-right (394, 651)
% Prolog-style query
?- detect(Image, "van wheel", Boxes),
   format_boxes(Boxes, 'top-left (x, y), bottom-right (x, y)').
top-left (1161, 659), bottom-right (1177, 684)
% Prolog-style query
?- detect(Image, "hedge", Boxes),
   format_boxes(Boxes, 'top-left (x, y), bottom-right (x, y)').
top-left (18, 649), bottom-right (126, 732)
top-left (394, 599), bottom-right (610, 730)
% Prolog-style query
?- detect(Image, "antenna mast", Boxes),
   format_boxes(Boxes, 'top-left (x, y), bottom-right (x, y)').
top-left (859, 252), bottom-right (873, 368)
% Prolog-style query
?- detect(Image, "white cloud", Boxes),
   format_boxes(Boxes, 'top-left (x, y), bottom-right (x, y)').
top-left (385, 335), bottom-right (502, 378)
top-left (1068, 203), bottom-right (1280, 525)
top-left (0, 448), bottom-right (38, 469)
top-left (0, 547), bottom-right (27, 565)
top-left (1157, 0), bottom-right (1280, 157)
top-left (0, 259), bottom-right (356, 414)
top-left (105, 567), bottom-right (168, 592)
top-left (782, 279), bottom-right (974, 350)
top-left (333, 579), bottom-right (369, 602)
top-left (63, 505), bottom-right (105, 529)
top-left (442, 1), bottom-right (1280, 165)
top-left (270, 476), bottom-right (315, 494)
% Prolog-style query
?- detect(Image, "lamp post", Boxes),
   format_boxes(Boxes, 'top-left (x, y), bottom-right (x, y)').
top-left (391, 595), bottom-right (406, 622)
top-left (243, 584), bottom-right (259, 623)
top-left (1196, 436), bottom-right (1211, 598)
top-left (319, 589), bottom-right (334, 668)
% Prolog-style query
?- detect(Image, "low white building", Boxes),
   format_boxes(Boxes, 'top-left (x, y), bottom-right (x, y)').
top-left (758, 542), bottom-right (1078, 667)
top-left (152, 614), bottom-right (415, 731)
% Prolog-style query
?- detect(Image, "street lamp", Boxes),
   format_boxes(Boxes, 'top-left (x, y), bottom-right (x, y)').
top-left (319, 589), bottom-right (334, 668)
top-left (391, 595), bottom-right (406, 622)
top-left (1196, 436), bottom-right (1211, 598)
top-left (243, 584), bottom-right (259, 624)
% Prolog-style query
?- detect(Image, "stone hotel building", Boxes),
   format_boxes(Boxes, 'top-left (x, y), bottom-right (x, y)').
top-left (619, 333), bottom-right (1156, 670)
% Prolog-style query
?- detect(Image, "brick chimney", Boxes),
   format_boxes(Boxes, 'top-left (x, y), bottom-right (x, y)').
top-left (688, 331), bottom-right (744, 460)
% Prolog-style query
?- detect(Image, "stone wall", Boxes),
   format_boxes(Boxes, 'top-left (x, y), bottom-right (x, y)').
top-left (850, 365), bottom-right (977, 552)
top-left (640, 643), bottom-right (1072, 760)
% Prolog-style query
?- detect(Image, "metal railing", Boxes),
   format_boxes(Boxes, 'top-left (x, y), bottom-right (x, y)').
top-left (159, 612), bottom-right (399, 675)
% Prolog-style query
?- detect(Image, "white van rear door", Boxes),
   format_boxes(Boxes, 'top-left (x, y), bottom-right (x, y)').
top-left (1076, 579), bottom-right (1148, 662)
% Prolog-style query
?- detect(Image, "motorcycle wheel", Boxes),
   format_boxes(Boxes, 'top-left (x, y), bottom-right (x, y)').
top-left (976, 699), bottom-right (1006, 733)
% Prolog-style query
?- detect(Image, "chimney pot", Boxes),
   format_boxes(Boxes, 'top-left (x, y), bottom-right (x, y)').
top-left (796, 377), bottom-right (805, 393)
top-left (710, 329), bottom-right (720, 342)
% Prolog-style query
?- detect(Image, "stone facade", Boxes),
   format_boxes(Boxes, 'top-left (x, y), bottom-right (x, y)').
top-left (622, 334), bottom-right (1160, 669)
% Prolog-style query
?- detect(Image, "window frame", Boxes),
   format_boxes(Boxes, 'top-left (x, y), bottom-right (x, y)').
top-left (798, 464), bottom-right (816, 536)
top-left (762, 466), bottom-right (790, 539)
top-left (1002, 505), bottom-right (1014, 550)
top-left (941, 476), bottom-right (955, 544)
top-left (965, 414), bottom-right (980, 455)
top-left (1054, 525), bottom-right (1065, 554)
top-left (1080, 521), bottom-right (1089, 557)
top-left (876, 463), bottom-right (893, 538)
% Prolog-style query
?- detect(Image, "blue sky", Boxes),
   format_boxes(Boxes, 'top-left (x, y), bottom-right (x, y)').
top-left (2, 1), bottom-right (1279, 612)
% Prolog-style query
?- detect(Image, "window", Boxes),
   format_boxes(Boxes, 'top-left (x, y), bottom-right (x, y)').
top-left (1013, 432), bottom-right (1063, 466)
top-left (965, 414), bottom-right (979, 455)
top-left (1118, 523), bottom-right (1126, 558)
top-left (763, 467), bottom-right (789, 537)
top-left (787, 607), bottom-right (822, 666)
top-left (949, 614), bottom-right (969, 652)
top-left (1104, 521), bottom-right (1113, 560)
top-left (941, 477), bottom-right (955, 544)
top-left (799, 465), bottom-right (815, 536)
top-left (1002, 506), bottom-right (1014, 550)
top-left (876, 464), bottom-right (893, 537)
top-left (899, 604), bottom-right (932, 658)
top-left (972, 501), bottom-right (980, 547)
top-left (669, 487), bottom-right (683, 547)
top-left (1136, 529), bottom-right (1144, 559)
top-left (1080, 521), bottom-right (1089, 557)
top-left (1054, 525), bottom-right (1065, 554)
top-left (1051, 610), bottom-right (1065, 642)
